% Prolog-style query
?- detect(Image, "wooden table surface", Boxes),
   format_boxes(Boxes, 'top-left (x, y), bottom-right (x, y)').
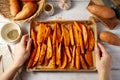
top-left (0, 0), bottom-right (120, 80)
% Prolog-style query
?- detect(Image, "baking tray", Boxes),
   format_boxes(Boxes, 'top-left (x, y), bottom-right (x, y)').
top-left (27, 17), bottom-right (97, 72)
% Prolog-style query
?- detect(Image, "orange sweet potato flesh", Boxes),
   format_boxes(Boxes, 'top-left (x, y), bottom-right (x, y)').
top-left (88, 27), bottom-right (95, 51)
top-left (81, 24), bottom-right (88, 49)
top-left (37, 23), bottom-right (46, 44)
top-left (51, 46), bottom-right (56, 69)
top-left (52, 23), bottom-right (57, 45)
top-left (61, 24), bottom-right (70, 46)
top-left (69, 24), bottom-right (75, 46)
top-left (37, 44), bottom-right (47, 65)
top-left (44, 26), bottom-right (52, 43)
top-left (85, 50), bottom-right (93, 67)
top-left (56, 42), bottom-right (62, 67)
top-left (32, 44), bottom-right (41, 66)
top-left (80, 55), bottom-right (87, 69)
top-left (73, 24), bottom-right (80, 46)
top-left (27, 48), bottom-right (37, 68)
top-left (73, 22), bottom-right (84, 54)
top-left (56, 23), bottom-right (62, 43)
top-left (61, 48), bottom-right (67, 69)
top-left (65, 47), bottom-right (72, 63)
top-left (45, 37), bottom-right (52, 66)
top-left (75, 46), bottom-right (81, 69)
top-left (31, 28), bottom-right (37, 48)
top-left (78, 31), bottom-right (84, 54)
top-left (74, 21), bottom-right (82, 32)
top-left (71, 46), bottom-right (75, 68)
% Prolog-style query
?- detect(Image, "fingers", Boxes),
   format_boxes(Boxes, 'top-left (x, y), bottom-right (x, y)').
top-left (95, 45), bottom-right (100, 61)
top-left (98, 43), bottom-right (108, 56)
top-left (26, 38), bottom-right (32, 55)
top-left (20, 34), bottom-right (29, 45)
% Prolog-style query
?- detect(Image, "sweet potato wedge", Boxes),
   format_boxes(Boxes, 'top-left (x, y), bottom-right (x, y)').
top-left (56, 40), bottom-right (59, 66)
top-left (45, 37), bottom-right (52, 66)
top-left (75, 46), bottom-right (81, 69)
top-left (80, 55), bottom-right (87, 69)
top-left (61, 24), bottom-right (70, 46)
top-left (52, 23), bottom-right (57, 45)
top-left (81, 24), bottom-right (88, 49)
top-left (32, 44), bottom-right (41, 66)
top-left (56, 23), bottom-right (62, 43)
top-left (74, 22), bottom-right (84, 53)
top-left (65, 47), bottom-right (72, 63)
top-left (61, 48), bottom-right (67, 69)
top-left (50, 23), bottom-right (57, 68)
top-left (51, 46), bottom-right (56, 69)
top-left (69, 24), bottom-right (75, 46)
top-left (31, 28), bottom-right (37, 48)
top-left (71, 46), bottom-right (76, 68)
top-left (27, 48), bottom-right (37, 68)
top-left (85, 50), bottom-right (93, 67)
top-left (44, 26), bottom-right (52, 43)
top-left (56, 42), bottom-right (62, 66)
top-left (78, 31), bottom-right (84, 54)
top-left (37, 44), bottom-right (47, 65)
top-left (37, 23), bottom-right (46, 44)
top-left (88, 27), bottom-right (95, 51)
top-left (73, 24), bottom-right (80, 46)
top-left (74, 21), bottom-right (81, 32)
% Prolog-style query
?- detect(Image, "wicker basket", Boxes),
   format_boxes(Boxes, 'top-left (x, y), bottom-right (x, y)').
top-left (0, 0), bottom-right (45, 22)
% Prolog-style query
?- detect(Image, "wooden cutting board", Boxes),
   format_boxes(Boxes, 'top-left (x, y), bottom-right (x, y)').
top-left (88, 0), bottom-right (120, 29)
top-left (92, 0), bottom-right (120, 8)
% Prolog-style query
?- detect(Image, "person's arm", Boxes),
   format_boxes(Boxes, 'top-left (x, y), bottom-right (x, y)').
top-left (0, 34), bottom-right (32, 80)
top-left (95, 43), bottom-right (112, 80)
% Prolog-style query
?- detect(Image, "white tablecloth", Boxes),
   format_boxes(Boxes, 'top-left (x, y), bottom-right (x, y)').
top-left (0, 0), bottom-right (120, 80)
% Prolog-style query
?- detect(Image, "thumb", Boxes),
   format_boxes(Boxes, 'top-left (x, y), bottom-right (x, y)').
top-left (26, 38), bottom-right (32, 55)
top-left (20, 34), bottom-right (28, 45)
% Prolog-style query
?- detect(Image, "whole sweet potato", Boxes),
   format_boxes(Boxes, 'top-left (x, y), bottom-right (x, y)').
top-left (15, 2), bottom-right (38, 20)
top-left (87, 5), bottom-right (115, 19)
top-left (99, 31), bottom-right (120, 46)
top-left (10, 0), bottom-right (21, 17)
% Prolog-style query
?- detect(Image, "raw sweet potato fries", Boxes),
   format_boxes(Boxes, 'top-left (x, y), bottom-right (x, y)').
top-left (27, 21), bottom-right (95, 70)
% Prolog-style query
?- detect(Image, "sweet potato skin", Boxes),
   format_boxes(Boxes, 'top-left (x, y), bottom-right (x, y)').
top-left (37, 44), bottom-right (47, 65)
top-left (10, 0), bottom-right (21, 17)
top-left (99, 31), bottom-right (120, 46)
top-left (87, 27), bottom-right (95, 51)
top-left (80, 55), bottom-right (87, 69)
top-left (75, 46), bottom-right (81, 69)
top-left (87, 5), bottom-right (115, 19)
top-left (15, 2), bottom-right (38, 20)
top-left (27, 48), bottom-right (37, 68)
top-left (85, 50), bottom-right (93, 67)
top-left (61, 48), bottom-right (67, 69)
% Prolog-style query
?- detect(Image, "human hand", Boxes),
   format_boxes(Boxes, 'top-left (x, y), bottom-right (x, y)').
top-left (13, 34), bottom-right (32, 68)
top-left (95, 43), bottom-right (112, 73)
